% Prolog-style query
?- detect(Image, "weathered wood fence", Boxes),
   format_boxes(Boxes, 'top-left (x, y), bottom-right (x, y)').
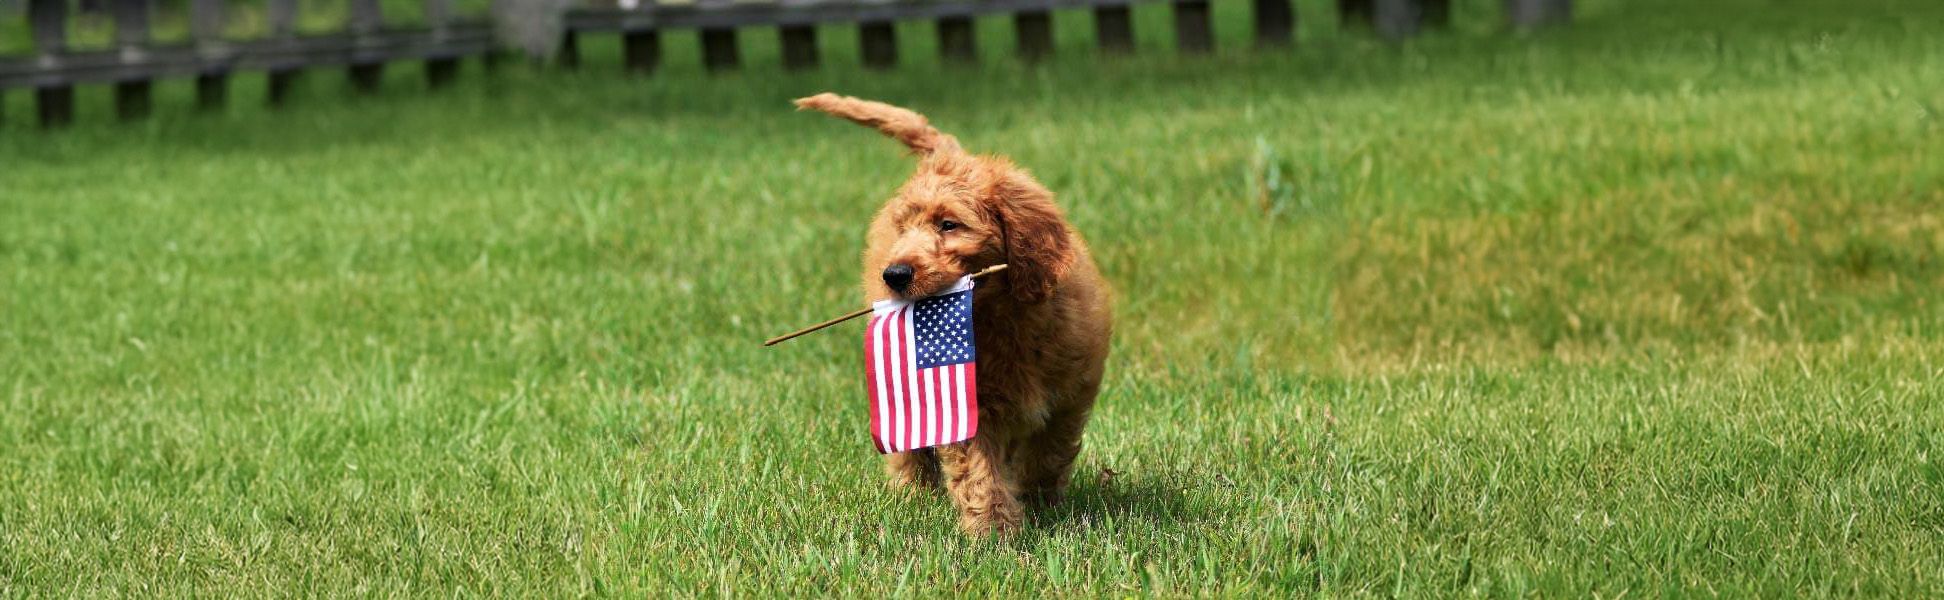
top-left (1, 0), bottom-right (1570, 128)
top-left (0, 0), bottom-right (496, 127)
top-left (555, 0), bottom-right (1569, 72)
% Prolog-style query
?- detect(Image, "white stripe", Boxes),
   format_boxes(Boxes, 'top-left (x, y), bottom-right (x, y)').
top-left (955, 363), bottom-right (969, 441)
top-left (888, 308), bottom-right (906, 452)
top-left (928, 367), bottom-right (940, 447)
top-left (903, 305), bottom-right (922, 450)
top-left (870, 313), bottom-right (891, 451)
top-left (938, 365), bottom-right (952, 446)
top-left (943, 276), bottom-right (975, 295)
top-left (920, 369), bottom-right (936, 448)
top-left (946, 365), bottom-right (960, 443)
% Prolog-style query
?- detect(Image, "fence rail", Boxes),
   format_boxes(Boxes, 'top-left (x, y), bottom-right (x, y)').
top-left (1, 0), bottom-right (1571, 128)
top-left (0, 25), bottom-right (495, 89)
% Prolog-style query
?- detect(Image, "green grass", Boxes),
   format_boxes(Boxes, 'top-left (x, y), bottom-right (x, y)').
top-left (4, 0), bottom-right (1944, 595)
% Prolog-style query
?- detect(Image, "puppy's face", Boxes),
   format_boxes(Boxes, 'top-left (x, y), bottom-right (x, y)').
top-left (801, 94), bottom-right (1074, 304)
top-left (867, 164), bottom-right (1005, 301)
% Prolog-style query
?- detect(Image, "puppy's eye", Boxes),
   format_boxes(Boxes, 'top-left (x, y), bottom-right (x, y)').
top-left (939, 220), bottom-right (961, 232)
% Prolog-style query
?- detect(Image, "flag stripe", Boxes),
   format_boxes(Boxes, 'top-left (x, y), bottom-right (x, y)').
top-left (865, 312), bottom-right (884, 454)
top-left (931, 364), bottom-right (945, 447)
top-left (891, 308), bottom-right (908, 452)
top-left (945, 364), bottom-right (958, 443)
top-left (933, 365), bottom-right (948, 444)
top-left (921, 368), bottom-right (936, 448)
top-left (952, 364), bottom-right (964, 442)
top-left (875, 308), bottom-right (889, 452)
top-left (962, 363), bottom-right (976, 440)
top-left (935, 365), bottom-right (947, 446)
top-left (903, 306), bottom-right (919, 451)
top-left (953, 363), bottom-right (965, 441)
top-left (902, 306), bottom-right (917, 452)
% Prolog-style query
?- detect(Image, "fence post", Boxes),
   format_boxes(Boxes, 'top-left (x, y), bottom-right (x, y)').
top-left (937, 16), bottom-right (975, 63)
top-left (1253, 0), bottom-right (1294, 47)
top-left (190, 0), bottom-right (227, 110)
top-left (860, 21), bottom-right (896, 69)
top-left (780, 25), bottom-right (818, 70)
top-left (1172, 0), bottom-right (1211, 54)
top-left (112, 0), bottom-right (153, 120)
top-left (1093, 5), bottom-right (1133, 54)
top-left (1014, 11), bottom-right (1052, 62)
top-left (29, 0), bottom-right (71, 127)
top-left (348, 0), bottom-right (384, 92)
top-left (267, 0), bottom-right (299, 106)
top-left (1374, 0), bottom-right (1419, 39)
top-left (558, 30), bottom-right (581, 68)
top-left (625, 29), bottom-right (662, 73)
top-left (424, 0), bottom-right (458, 87)
top-left (696, 0), bottom-right (739, 72)
top-left (1506, 0), bottom-right (1570, 28)
top-left (1338, 0), bottom-right (1372, 27)
top-left (1424, 0), bottom-right (1449, 28)
top-left (700, 28), bottom-right (739, 70)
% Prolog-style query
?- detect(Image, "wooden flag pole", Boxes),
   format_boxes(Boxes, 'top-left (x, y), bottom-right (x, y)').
top-left (763, 264), bottom-right (1009, 347)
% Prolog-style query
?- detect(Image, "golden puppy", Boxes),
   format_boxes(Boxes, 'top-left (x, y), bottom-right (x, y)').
top-left (796, 93), bottom-right (1113, 537)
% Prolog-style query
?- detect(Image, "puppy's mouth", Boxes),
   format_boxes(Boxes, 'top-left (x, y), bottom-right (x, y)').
top-left (888, 269), bottom-right (964, 301)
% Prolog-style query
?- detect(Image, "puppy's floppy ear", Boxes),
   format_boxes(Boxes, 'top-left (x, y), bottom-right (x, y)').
top-left (794, 93), bottom-right (962, 156)
top-left (984, 171), bottom-right (1075, 304)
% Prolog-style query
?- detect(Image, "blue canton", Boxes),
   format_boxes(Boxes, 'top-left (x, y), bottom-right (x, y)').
top-left (912, 290), bottom-right (976, 369)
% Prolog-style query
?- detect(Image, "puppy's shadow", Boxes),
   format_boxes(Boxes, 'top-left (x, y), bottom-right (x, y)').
top-left (1032, 471), bottom-right (1219, 532)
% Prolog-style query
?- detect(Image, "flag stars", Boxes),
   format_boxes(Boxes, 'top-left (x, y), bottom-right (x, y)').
top-left (910, 289), bottom-right (976, 369)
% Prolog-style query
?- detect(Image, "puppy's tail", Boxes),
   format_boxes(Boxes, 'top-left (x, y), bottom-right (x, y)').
top-left (794, 93), bottom-right (961, 155)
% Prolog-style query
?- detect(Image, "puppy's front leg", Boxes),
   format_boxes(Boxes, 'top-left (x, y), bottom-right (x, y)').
top-left (882, 449), bottom-right (940, 490)
top-left (938, 435), bottom-right (1024, 537)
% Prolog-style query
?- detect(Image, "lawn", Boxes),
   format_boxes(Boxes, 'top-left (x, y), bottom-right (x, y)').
top-left (4, 0), bottom-right (1943, 595)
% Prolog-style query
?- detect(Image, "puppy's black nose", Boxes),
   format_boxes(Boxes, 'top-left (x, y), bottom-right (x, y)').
top-left (882, 264), bottom-right (915, 292)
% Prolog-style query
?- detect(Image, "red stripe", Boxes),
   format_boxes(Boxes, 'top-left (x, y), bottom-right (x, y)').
top-left (864, 314), bottom-right (883, 454)
top-left (880, 311), bottom-right (899, 452)
top-left (963, 363), bottom-right (978, 440)
top-left (950, 365), bottom-right (961, 442)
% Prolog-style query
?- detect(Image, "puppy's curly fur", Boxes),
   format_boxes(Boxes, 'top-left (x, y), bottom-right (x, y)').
top-left (796, 93), bottom-right (1114, 537)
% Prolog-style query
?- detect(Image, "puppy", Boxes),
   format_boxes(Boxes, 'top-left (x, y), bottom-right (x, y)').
top-left (796, 93), bottom-right (1113, 537)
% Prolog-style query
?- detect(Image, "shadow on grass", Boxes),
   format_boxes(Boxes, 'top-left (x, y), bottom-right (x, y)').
top-left (1030, 470), bottom-right (1219, 533)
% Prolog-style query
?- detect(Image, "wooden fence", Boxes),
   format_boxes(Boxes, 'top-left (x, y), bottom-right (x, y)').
top-left (1, 0), bottom-right (1570, 128)
top-left (0, 0), bottom-right (496, 127)
top-left (555, 0), bottom-right (1570, 72)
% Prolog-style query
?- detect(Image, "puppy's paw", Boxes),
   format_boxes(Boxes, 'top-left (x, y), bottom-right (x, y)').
top-left (959, 502), bottom-right (1025, 538)
top-left (883, 453), bottom-right (941, 492)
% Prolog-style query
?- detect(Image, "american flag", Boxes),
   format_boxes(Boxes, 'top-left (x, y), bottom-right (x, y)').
top-left (864, 276), bottom-right (978, 453)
